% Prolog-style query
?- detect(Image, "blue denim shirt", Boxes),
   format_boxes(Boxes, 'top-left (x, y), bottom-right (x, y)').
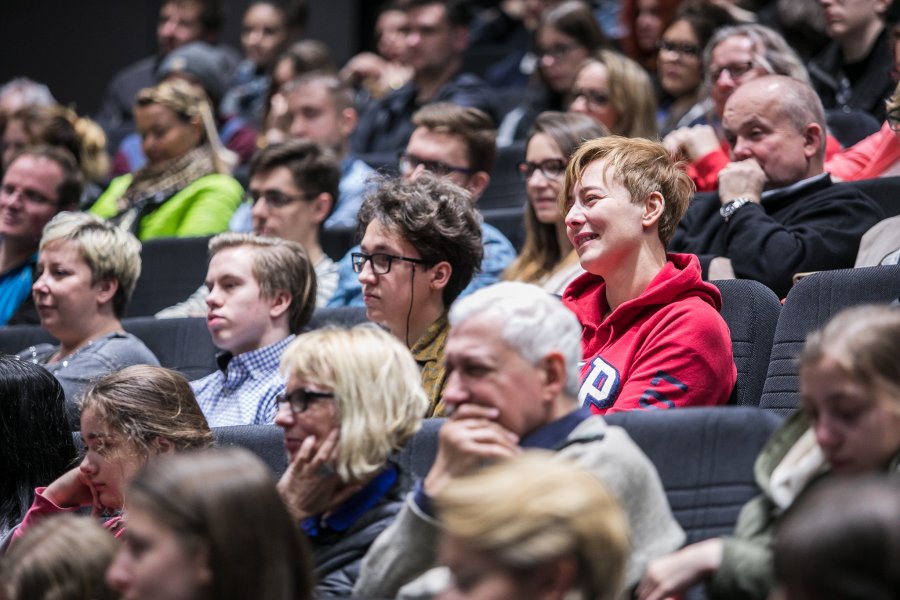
top-left (326, 222), bottom-right (516, 307)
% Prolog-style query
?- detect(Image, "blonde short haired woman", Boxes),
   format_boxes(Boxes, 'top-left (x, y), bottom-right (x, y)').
top-left (435, 451), bottom-right (630, 600)
top-left (275, 324), bottom-right (428, 596)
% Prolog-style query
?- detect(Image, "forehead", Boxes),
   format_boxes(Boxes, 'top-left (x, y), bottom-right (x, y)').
top-left (4, 154), bottom-right (64, 189)
top-left (526, 133), bottom-right (563, 159)
top-left (577, 158), bottom-right (625, 192)
top-left (288, 83), bottom-right (336, 112)
top-left (244, 3), bottom-right (284, 25)
top-left (537, 26), bottom-right (577, 47)
top-left (447, 312), bottom-right (509, 359)
top-left (408, 3), bottom-right (449, 27)
top-left (161, 1), bottom-right (202, 22)
top-left (40, 239), bottom-right (84, 262)
top-left (208, 245), bottom-right (259, 279)
top-left (711, 36), bottom-right (756, 65)
top-left (575, 61), bottom-right (608, 87)
top-left (407, 127), bottom-right (470, 165)
top-left (250, 166), bottom-right (301, 193)
top-left (723, 84), bottom-right (785, 127)
top-left (664, 20), bottom-right (698, 42)
top-left (361, 219), bottom-right (421, 257)
top-left (134, 103), bottom-right (182, 126)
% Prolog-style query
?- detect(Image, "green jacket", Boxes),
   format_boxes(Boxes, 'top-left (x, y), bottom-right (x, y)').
top-left (90, 173), bottom-right (243, 241)
top-left (709, 411), bottom-right (900, 599)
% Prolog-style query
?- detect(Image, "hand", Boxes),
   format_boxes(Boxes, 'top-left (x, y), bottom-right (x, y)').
top-left (423, 404), bottom-right (521, 496)
top-left (43, 466), bottom-right (98, 511)
top-left (341, 52), bottom-right (388, 83)
top-left (277, 429), bottom-right (361, 521)
top-left (636, 538), bottom-right (724, 600)
top-left (717, 158), bottom-right (765, 204)
top-left (663, 125), bottom-right (721, 161)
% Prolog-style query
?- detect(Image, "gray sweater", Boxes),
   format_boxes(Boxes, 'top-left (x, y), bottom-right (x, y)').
top-left (353, 415), bottom-right (685, 598)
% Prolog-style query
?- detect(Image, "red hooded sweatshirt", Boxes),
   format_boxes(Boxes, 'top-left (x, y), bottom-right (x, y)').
top-left (562, 253), bottom-right (736, 414)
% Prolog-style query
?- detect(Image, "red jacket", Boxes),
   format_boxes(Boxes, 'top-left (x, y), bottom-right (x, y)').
top-left (825, 121), bottom-right (900, 181)
top-left (562, 253), bottom-right (736, 414)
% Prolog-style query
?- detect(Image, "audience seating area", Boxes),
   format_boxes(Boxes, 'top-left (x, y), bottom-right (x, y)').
top-left (125, 236), bottom-right (212, 317)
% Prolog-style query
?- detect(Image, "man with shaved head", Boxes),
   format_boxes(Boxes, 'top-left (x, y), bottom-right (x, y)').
top-left (670, 75), bottom-right (883, 297)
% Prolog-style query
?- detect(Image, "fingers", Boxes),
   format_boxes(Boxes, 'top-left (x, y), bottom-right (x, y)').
top-left (449, 403), bottom-right (500, 422)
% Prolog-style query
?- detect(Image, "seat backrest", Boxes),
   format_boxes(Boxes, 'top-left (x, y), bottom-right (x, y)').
top-left (122, 316), bottom-right (218, 381)
top-left (213, 425), bottom-right (288, 475)
top-left (605, 407), bottom-right (783, 545)
top-left (307, 306), bottom-right (370, 330)
top-left (841, 176), bottom-right (900, 219)
top-left (321, 227), bottom-right (358, 262)
top-left (0, 324), bottom-right (55, 355)
top-left (126, 236), bottom-right (211, 317)
top-left (479, 141), bottom-right (527, 212)
top-left (482, 206), bottom-right (526, 253)
top-left (392, 418), bottom-right (445, 481)
top-left (711, 279), bottom-right (781, 407)
top-left (759, 265), bottom-right (900, 416)
top-left (825, 108), bottom-right (881, 148)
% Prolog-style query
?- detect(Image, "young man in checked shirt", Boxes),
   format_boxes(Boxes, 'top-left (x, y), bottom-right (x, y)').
top-left (191, 232), bottom-right (316, 426)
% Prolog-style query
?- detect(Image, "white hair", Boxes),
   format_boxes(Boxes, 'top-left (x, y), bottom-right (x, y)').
top-left (449, 282), bottom-right (583, 398)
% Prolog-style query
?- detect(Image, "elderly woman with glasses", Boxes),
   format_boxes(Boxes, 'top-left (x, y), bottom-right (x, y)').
top-left (504, 112), bottom-right (608, 294)
top-left (275, 325), bottom-right (427, 597)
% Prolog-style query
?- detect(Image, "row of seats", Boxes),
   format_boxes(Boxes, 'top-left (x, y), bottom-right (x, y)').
top-left (1, 265), bottom-right (897, 414)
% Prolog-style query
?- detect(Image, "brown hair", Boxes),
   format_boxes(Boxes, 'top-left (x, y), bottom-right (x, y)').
top-left (7, 145), bottom-right (83, 210)
top-left (126, 448), bottom-right (314, 600)
top-left (504, 112), bottom-right (607, 283)
top-left (411, 102), bottom-right (497, 173)
top-left (78, 365), bottom-right (214, 456)
top-left (799, 305), bottom-right (900, 402)
top-left (0, 514), bottom-right (117, 600)
top-left (208, 233), bottom-right (317, 334)
top-left (357, 173), bottom-right (483, 306)
top-left (561, 135), bottom-right (694, 245)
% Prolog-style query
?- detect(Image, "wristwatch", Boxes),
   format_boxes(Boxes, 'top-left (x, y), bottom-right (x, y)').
top-left (720, 197), bottom-right (753, 222)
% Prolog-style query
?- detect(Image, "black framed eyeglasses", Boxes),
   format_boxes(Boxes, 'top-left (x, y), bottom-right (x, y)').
top-left (572, 88), bottom-right (610, 108)
top-left (398, 153), bottom-right (474, 177)
top-left (517, 158), bottom-right (567, 181)
top-left (706, 61), bottom-right (757, 85)
top-left (351, 251), bottom-right (432, 275)
top-left (656, 39), bottom-right (701, 58)
top-left (275, 388), bottom-right (334, 415)
top-left (246, 189), bottom-right (311, 207)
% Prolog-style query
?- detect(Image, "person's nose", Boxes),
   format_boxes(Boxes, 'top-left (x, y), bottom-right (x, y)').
top-left (274, 401), bottom-right (294, 428)
top-left (80, 453), bottom-right (98, 476)
top-left (441, 368), bottom-right (469, 408)
top-left (356, 258), bottom-right (378, 286)
top-left (731, 136), bottom-right (753, 161)
top-left (105, 551), bottom-right (133, 595)
top-left (814, 416), bottom-right (841, 454)
top-left (569, 94), bottom-right (588, 114)
top-left (32, 269), bottom-right (50, 296)
top-left (205, 284), bottom-right (223, 309)
top-left (564, 201), bottom-right (584, 230)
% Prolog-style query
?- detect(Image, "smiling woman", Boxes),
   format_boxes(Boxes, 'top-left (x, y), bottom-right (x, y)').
top-left (560, 136), bottom-right (735, 414)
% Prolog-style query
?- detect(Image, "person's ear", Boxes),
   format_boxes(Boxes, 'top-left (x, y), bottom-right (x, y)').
top-left (338, 107), bottom-right (357, 139)
top-left (94, 277), bottom-right (119, 306)
top-left (189, 115), bottom-right (204, 145)
top-left (802, 122), bottom-right (823, 159)
top-left (466, 170), bottom-right (490, 201)
top-left (191, 542), bottom-right (214, 587)
top-left (151, 436), bottom-right (175, 456)
top-left (642, 191), bottom-right (665, 231)
top-left (452, 25), bottom-right (469, 54)
top-left (268, 289), bottom-right (292, 320)
top-left (429, 261), bottom-right (452, 292)
top-left (539, 351), bottom-right (567, 403)
top-left (311, 193), bottom-right (333, 225)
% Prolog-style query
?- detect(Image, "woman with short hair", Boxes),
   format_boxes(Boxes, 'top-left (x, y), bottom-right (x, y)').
top-left (18, 211), bottom-right (158, 420)
top-left (275, 324), bottom-right (427, 596)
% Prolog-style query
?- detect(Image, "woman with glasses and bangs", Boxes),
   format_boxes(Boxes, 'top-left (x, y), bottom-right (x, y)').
top-left (656, 0), bottom-right (736, 136)
top-left (274, 324), bottom-right (428, 597)
top-left (504, 112), bottom-right (608, 294)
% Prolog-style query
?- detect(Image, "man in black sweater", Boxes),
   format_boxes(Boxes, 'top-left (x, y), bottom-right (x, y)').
top-left (670, 75), bottom-right (884, 297)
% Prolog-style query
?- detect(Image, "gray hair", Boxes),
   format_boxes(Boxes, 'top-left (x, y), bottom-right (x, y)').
top-left (449, 282), bottom-right (583, 398)
top-left (703, 24), bottom-right (810, 86)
